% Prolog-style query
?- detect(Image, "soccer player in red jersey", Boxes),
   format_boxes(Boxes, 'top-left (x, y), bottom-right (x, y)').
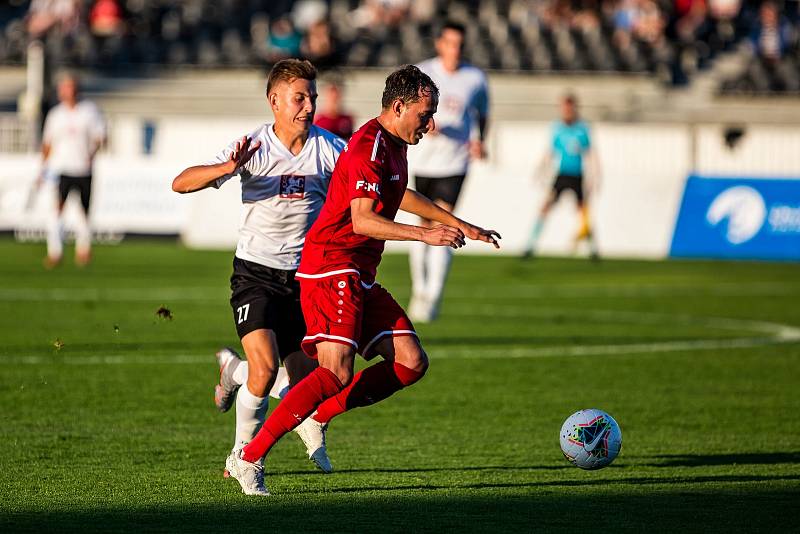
top-left (225, 65), bottom-right (501, 495)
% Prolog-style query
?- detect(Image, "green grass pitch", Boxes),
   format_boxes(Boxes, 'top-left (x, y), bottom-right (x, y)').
top-left (1, 238), bottom-right (799, 532)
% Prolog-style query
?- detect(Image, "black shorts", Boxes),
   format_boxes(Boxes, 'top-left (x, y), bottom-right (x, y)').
top-left (414, 174), bottom-right (466, 207)
top-left (552, 174), bottom-right (584, 204)
top-left (58, 174), bottom-right (92, 212)
top-left (229, 257), bottom-right (305, 361)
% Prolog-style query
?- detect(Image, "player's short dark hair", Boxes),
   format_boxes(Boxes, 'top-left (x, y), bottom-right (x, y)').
top-left (56, 69), bottom-right (80, 87)
top-left (563, 93), bottom-right (578, 105)
top-left (381, 65), bottom-right (439, 110)
top-left (439, 21), bottom-right (466, 37)
top-left (266, 59), bottom-right (317, 95)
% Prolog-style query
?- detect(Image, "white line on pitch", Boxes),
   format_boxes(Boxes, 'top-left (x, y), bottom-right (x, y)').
top-left (4, 335), bottom-right (798, 365)
top-left (444, 307), bottom-right (800, 340)
top-left (0, 287), bottom-right (224, 302)
top-left (0, 281), bottom-right (799, 302)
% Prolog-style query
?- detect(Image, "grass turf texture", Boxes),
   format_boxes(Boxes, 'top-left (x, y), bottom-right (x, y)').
top-left (1, 238), bottom-right (799, 533)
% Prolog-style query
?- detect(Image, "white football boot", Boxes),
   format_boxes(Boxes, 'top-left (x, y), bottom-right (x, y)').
top-left (225, 449), bottom-right (269, 496)
top-left (294, 416), bottom-right (333, 473)
top-left (214, 347), bottom-right (242, 413)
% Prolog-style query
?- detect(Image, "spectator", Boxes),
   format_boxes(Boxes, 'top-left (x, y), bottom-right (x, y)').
top-left (266, 16), bottom-right (301, 62)
top-left (353, 0), bottom-right (410, 30)
top-left (750, 0), bottom-right (793, 61)
top-left (745, 0), bottom-right (798, 91)
top-left (26, 0), bottom-right (78, 39)
top-left (313, 77), bottom-right (354, 139)
top-left (89, 0), bottom-right (123, 38)
top-left (301, 20), bottom-right (339, 69)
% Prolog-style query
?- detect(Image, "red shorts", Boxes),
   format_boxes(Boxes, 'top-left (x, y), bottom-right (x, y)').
top-left (298, 272), bottom-right (416, 359)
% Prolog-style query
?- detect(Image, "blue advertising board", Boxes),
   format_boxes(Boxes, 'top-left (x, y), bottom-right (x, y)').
top-left (670, 175), bottom-right (800, 261)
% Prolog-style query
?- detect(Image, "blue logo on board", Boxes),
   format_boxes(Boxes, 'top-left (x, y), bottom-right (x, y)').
top-left (671, 176), bottom-right (800, 260)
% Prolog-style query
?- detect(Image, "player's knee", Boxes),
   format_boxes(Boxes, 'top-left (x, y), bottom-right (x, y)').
top-left (399, 344), bottom-right (429, 376)
top-left (335, 365), bottom-right (354, 387)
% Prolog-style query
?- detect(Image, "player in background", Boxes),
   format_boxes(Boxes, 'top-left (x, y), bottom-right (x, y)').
top-left (407, 21), bottom-right (490, 323)
top-left (522, 93), bottom-right (600, 259)
top-left (225, 65), bottom-right (501, 496)
top-left (40, 71), bottom-right (106, 268)
top-left (172, 60), bottom-right (346, 487)
top-left (313, 76), bottom-right (355, 140)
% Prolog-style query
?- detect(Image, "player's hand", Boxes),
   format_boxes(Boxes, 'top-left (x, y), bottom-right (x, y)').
top-left (227, 136), bottom-right (261, 173)
top-left (422, 225), bottom-right (466, 249)
top-left (460, 222), bottom-right (502, 249)
top-left (469, 140), bottom-right (486, 160)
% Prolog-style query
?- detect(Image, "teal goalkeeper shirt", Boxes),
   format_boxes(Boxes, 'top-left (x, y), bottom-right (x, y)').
top-left (552, 120), bottom-right (591, 177)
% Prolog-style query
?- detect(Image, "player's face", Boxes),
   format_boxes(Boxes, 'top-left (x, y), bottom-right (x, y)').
top-left (436, 29), bottom-right (464, 70)
top-left (398, 90), bottom-right (438, 145)
top-left (270, 78), bottom-right (318, 134)
top-left (561, 100), bottom-right (577, 123)
top-left (58, 79), bottom-right (78, 106)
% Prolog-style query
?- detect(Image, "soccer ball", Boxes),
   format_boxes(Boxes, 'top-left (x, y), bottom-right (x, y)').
top-left (559, 409), bottom-right (622, 470)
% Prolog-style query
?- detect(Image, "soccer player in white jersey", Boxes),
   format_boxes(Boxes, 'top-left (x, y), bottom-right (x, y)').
top-left (408, 21), bottom-right (490, 322)
top-left (172, 60), bottom-right (346, 491)
top-left (40, 71), bottom-right (106, 268)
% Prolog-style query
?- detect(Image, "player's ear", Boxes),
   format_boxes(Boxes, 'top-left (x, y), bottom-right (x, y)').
top-left (268, 92), bottom-right (278, 110)
top-left (391, 98), bottom-right (404, 117)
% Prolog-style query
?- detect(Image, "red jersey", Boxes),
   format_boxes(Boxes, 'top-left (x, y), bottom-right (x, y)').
top-left (298, 118), bottom-right (408, 285)
top-left (314, 113), bottom-right (355, 140)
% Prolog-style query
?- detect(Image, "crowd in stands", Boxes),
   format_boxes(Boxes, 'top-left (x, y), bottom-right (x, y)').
top-left (0, 0), bottom-right (797, 92)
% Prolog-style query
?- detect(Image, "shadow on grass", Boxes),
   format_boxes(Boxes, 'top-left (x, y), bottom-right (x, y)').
top-left (646, 452), bottom-right (800, 467)
top-left (278, 464), bottom-right (573, 476)
top-left (284, 473), bottom-right (800, 496)
top-left (2, 485), bottom-right (799, 533)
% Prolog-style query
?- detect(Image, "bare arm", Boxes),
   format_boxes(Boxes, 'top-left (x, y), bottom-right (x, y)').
top-left (584, 147), bottom-right (601, 193)
top-left (172, 136), bottom-right (260, 194)
top-left (400, 189), bottom-right (501, 248)
top-left (469, 114), bottom-right (489, 160)
top-left (34, 142), bottom-right (54, 186)
top-left (350, 197), bottom-right (466, 248)
top-left (534, 150), bottom-right (553, 184)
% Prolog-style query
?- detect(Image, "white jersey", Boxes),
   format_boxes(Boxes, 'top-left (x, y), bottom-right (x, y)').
top-left (409, 58), bottom-right (489, 177)
top-left (42, 100), bottom-right (106, 176)
top-left (209, 123), bottom-right (345, 271)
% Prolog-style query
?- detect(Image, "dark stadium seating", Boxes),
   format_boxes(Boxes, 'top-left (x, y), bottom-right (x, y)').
top-left (0, 0), bottom-right (797, 92)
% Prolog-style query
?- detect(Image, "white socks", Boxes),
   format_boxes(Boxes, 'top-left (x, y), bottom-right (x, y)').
top-left (231, 360), bottom-right (248, 385)
top-left (233, 384), bottom-right (268, 452)
top-left (74, 209), bottom-right (91, 257)
top-left (409, 241), bottom-right (452, 316)
top-left (46, 207), bottom-right (91, 261)
top-left (425, 244), bottom-right (452, 303)
top-left (409, 240), bottom-right (428, 299)
top-left (46, 212), bottom-right (64, 260)
top-left (230, 361), bottom-right (289, 400)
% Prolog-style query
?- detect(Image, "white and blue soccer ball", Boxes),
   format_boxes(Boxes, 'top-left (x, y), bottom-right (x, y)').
top-left (559, 409), bottom-right (622, 470)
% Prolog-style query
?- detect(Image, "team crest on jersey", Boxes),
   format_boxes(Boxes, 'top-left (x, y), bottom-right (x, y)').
top-left (280, 175), bottom-right (306, 199)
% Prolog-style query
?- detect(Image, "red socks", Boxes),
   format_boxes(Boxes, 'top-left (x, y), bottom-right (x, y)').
top-left (241, 366), bottom-right (343, 463)
top-left (313, 361), bottom-right (425, 424)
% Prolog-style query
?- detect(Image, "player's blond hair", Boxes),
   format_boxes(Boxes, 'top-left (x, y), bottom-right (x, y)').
top-left (266, 59), bottom-right (317, 95)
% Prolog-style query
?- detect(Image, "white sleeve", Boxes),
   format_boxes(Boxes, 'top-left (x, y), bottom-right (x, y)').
top-left (315, 128), bottom-right (345, 176)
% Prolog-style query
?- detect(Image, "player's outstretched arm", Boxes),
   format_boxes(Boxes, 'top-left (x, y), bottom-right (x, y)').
top-left (172, 136), bottom-right (261, 194)
top-left (400, 189), bottom-right (501, 249)
top-left (351, 197), bottom-right (466, 249)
